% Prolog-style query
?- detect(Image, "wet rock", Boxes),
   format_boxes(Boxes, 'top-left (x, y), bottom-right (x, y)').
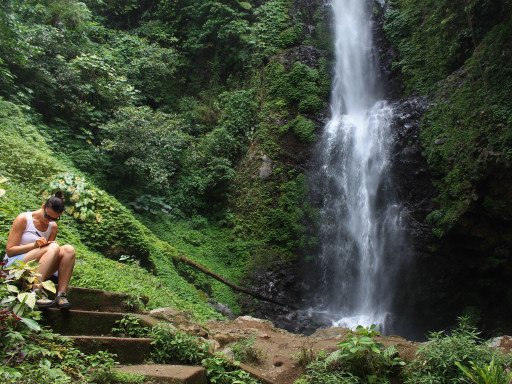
top-left (372, 0), bottom-right (405, 100)
top-left (488, 336), bottom-right (512, 354)
top-left (282, 45), bottom-right (328, 69)
top-left (390, 95), bottom-right (436, 239)
top-left (207, 299), bottom-right (235, 320)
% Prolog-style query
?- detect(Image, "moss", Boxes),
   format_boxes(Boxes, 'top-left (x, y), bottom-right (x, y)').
top-left (416, 21), bottom-right (512, 234)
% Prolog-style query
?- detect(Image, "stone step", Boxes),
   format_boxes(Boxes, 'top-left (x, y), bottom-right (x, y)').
top-left (67, 286), bottom-right (148, 313)
top-left (40, 308), bottom-right (155, 336)
top-left (116, 364), bottom-right (206, 384)
top-left (68, 336), bottom-right (153, 364)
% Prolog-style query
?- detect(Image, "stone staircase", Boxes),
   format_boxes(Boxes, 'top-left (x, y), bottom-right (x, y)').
top-left (40, 286), bottom-right (207, 384)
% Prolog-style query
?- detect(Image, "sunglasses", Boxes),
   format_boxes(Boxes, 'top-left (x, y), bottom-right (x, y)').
top-left (43, 205), bottom-right (61, 221)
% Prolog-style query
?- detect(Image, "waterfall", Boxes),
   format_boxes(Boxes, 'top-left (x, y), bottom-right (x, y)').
top-left (308, 0), bottom-right (407, 333)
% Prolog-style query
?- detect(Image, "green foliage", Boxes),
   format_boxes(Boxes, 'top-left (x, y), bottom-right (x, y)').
top-left (70, 244), bottom-right (223, 323)
top-left (419, 21), bottom-right (512, 235)
top-left (383, 0), bottom-right (512, 94)
top-left (277, 23), bottom-right (304, 49)
top-left (101, 106), bottom-right (191, 189)
top-left (294, 356), bottom-right (360, 384)
top-left (202, 353), bottom-right (262, 384)
top-left (293, 325), bottom-right (406, 383)
top-left (1, 260), bottom-right (51, 332)
top-left (150, 323), bottom-right (210, 364)
top-left (230, 334), bottom-right (265, 364)
top-left (404, 317), bottom-right (512, 383)
top-left (111, 314), bottom-right (151, 338)
top-left (0, 259), bottom-right (117, 383)
top-left (231, 169), bottom-right (314, 265)
top-left (42, 173), bottom-right (104, 223)
top-left (324, 325), bottom-right (404, 383)
top-left (264, 60), bottom-right (327, 116)
top-left (456, 359), bottom-right (512, 384)
top-left (282, 115), bottom-right (317, 143)
top-left (0, 99), bottom-right (224, 323)
top-left (0, 99), bottom-right (64, 187)
top-left (138, 217), bottom-right (260, 315)
top-left (164, 89), bottom-right (256, 215)
top-left (0, 0), bottom-right (328, 354)
top-left (129, 194), bottom-right (173, 216)
top-left (105, 31), bottom-right (179, 107)
top-left (292, 343), bottom-right (317, 369)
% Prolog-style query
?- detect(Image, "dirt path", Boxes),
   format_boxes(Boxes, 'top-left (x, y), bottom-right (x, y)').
top-left (203, 316), bottom-right (421, 384)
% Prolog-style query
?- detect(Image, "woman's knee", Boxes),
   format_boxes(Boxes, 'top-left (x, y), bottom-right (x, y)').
top-left (46, 242), bottom-right (61, 257)
top-left (60, 244), bottom-right (76, 259)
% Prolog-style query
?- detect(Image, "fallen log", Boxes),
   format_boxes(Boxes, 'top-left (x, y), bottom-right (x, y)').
top-left (177, 254), bottom-right (298, 310)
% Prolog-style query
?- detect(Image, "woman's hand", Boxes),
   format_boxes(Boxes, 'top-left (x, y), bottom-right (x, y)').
top-left (36, 237), bottom-right (48, 248)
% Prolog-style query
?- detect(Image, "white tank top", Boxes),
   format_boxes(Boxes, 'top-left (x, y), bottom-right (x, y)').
top-left (19, 212), bottom-right (54, 246)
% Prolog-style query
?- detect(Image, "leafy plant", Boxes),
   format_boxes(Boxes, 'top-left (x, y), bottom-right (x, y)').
top-left (3, 260), bottom-right (55, 330)
top-left (0, 261), bottom-right (117, 383)
top-left (150, 323), bottom-right (210, 364)
top-left (100, 106), bottom-right (191, 189)
top-left (404, 317), bottom-right (512, 383)
top-left (129, 194), bottom-right (173, 215)
top-left (292, 342), bottom-right (317, 369)
top-left (41, 173), bottom-right (104, 223)
top-left (325, 324), bottom-right (405, 383)
top-left (295, 356), bottom-right (360, 384)
top-left (456, 359), bottom-right (512, 384)
top-left (111, 314), bottom-right (150, 338)
top-left (282, 114), bottom-right (317, 143)
top-left (203, 353), bottom-right (261, 384)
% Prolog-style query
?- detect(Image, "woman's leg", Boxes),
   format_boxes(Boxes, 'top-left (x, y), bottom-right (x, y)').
top-left (56, 244), bottom-right (75, 292)
top-left (23, 243), bottom-right (61, 281)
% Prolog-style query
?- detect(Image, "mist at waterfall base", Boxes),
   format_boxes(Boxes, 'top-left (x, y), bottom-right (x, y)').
top-left (297, 0), bottom-right (414, 338)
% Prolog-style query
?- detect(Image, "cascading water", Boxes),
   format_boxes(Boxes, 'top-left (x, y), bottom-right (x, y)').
top-left (308, 0), bottom-right (408, 333)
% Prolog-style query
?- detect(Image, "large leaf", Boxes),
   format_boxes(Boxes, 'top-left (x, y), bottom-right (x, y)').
top-left (21, 317), bottom-right (41, 331)
top-left (18, 292), bottom-right (36, 309)
top-left (1, 296), bottom-right (16, 304)
top-left (6, 284), bottom-right (19, 293)
top-left (41, 280), bottom-right (56, 293)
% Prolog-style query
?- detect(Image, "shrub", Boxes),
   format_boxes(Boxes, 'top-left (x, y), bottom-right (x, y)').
top-left (150, 323), bottom-right (209, 364)
top-left (111, 314), bottom-right (151, 338)
top-left (295, 325), bottom-right (404, 383)
top-left (282, 115), bottom-right (317, 143)
top-left (203, 354), bottom-right (262, 384)
top-left (404, 317), bottom-right (512, 383)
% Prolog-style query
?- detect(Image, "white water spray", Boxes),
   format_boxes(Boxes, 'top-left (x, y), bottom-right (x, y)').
top-left (312, 0), bottom-right (405, 332)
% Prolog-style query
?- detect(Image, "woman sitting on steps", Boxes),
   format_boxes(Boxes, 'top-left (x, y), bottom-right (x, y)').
top-left (3, 190), bottom-right (75, 308)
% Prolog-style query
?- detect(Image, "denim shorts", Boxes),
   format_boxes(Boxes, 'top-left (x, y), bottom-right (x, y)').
top-left (3, 253), bottom-right (26, 268)
top-left (3, 253), bottom-right (59, 278)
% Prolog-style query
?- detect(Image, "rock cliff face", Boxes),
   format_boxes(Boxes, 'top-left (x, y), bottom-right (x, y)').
top-left (242, 0), bottom-right (512, 339)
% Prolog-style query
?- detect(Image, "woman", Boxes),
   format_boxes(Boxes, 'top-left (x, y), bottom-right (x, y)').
top-left (4, 191), bottom-right (75, 308)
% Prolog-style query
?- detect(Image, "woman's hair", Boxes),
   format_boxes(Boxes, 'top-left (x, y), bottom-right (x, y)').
top-left (45, 190), bottom-right (65, 213)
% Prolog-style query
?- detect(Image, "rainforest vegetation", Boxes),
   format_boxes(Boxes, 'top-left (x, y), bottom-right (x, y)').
top-left (1, 0), bottom-right (512, 382)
